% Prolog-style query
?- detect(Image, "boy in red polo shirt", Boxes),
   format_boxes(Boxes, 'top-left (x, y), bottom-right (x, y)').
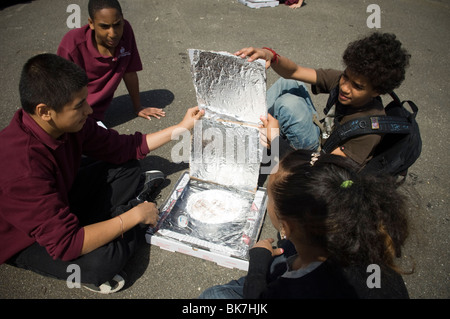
top-left (57, 0), bottom-right (164, 122)
top-left (0, 54), bottom-right (203, 294)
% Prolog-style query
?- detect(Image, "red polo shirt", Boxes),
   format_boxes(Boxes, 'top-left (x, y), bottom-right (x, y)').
top-left (57, 20), bottom-right (143, 121)
top-left (0, 110), bottom-right (150, 263)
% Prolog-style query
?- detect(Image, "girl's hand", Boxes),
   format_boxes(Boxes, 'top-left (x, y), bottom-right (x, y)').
top-left (252, 238), bottom-right (284, 257)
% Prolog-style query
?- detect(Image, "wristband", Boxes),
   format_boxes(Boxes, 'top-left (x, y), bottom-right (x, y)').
top-left (262, 47), bottom-right (280, 65)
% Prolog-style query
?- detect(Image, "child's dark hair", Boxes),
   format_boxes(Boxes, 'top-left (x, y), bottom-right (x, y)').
top-left (343, 32), bottom-right (411, 95)
top-left (270, 150), bottom-right (410, 273)
top-left (19, 53), bottom-right (88, 114)
top-left (88, 0), bottom-right (123, 19)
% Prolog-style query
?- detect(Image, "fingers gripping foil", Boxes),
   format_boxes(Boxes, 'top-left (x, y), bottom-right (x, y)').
top-left (188, 49), bottom-right (267, 124)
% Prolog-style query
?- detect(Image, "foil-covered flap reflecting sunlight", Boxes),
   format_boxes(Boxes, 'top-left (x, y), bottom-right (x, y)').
top-left (189, 49), bottom-right (267, 125)
top-left (190, 118), bottom-right (262, 192)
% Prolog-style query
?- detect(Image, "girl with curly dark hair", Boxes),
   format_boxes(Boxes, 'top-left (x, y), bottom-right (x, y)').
top-left (235, 32), bottom-right (411, 168)
top-left (200, 150), bottom-right (411, 299)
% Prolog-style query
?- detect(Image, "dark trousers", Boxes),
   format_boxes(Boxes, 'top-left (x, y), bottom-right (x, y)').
top-left (7, 160), bottom-right (144, 286)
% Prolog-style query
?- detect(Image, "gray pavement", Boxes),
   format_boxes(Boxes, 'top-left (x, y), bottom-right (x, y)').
top-left (0, 0), bottom-right (448, 301)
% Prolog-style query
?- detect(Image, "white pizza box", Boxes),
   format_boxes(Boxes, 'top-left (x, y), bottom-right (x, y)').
top-left (145, 171), bottom-right (268, 271)
top-left (238, 0), bottom-right (279, 9)
top-left (149, 235), bottom-right (248, 270)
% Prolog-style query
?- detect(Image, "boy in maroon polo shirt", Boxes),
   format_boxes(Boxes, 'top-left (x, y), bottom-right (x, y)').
top-left (0, 54), bottom-right (203, 294)
top-left (57, 0), bottom-right (165, 122)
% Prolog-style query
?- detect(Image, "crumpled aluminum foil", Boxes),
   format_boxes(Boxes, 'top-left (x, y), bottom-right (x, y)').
top-left (188, 49), bottom-right (267, 125)
top-left (188, 49), bottom-right (266, 191)
top-left (190, 117), bottom-right (262, 192)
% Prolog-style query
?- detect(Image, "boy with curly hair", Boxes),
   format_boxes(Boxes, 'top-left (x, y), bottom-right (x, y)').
top-left (236, 32), bottom-right (411, 167)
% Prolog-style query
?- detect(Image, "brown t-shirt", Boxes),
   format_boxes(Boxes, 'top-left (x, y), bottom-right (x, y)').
top-left (312, 68), bottom-right (386, 166)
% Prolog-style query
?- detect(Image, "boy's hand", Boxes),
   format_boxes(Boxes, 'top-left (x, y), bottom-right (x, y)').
top-left (179, 106), bottom-right (205, 130)
top-left (235, 47), bottom-right (273, 69)
top-left (259, 114), bottom-right (280, 149)
top-left (137, 107), bottom-right (166, 120)
top-left (252, 238), bottom-right (284, 257)
top-left (135, 201), bottom-right (160, 227)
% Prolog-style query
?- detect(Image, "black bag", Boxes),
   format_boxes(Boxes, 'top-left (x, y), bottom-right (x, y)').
top-left (321, 91), bottom-right (422, 178)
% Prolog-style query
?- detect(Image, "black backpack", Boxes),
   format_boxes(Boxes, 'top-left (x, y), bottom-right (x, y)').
top-left (321, 89), bottom-right (422, 178)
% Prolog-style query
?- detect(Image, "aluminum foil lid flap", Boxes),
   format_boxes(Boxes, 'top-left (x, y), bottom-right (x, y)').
top-left (188, 49), bottom-right (266, 192)
top-left (188, 49), bottom-right (267, 125)
top-left (190, 118), bottom-right (262, 192)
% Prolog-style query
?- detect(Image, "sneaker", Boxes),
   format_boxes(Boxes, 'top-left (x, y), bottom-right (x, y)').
top-left (83, 272), bottom-right (126, 294)
top-left (136, 170), bottom-right (166, 202)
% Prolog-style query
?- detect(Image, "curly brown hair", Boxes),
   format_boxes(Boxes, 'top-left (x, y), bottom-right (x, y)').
top-left (343, 32), bottom-right (411, 95)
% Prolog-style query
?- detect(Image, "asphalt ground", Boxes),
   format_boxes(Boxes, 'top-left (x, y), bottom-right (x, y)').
top-left (0, 0), bottom-right (448, 305)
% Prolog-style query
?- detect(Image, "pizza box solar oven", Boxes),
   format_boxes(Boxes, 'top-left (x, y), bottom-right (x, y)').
top-left (145, 50), bottom-right (268, 270)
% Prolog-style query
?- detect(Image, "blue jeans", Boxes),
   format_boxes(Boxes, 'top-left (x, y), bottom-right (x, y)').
top-left (198, 255), bottom-right (288, 299)
top-left (198, 277), bottom-right (246, 299)
top-left (267, 78), bottom-right (320, 151)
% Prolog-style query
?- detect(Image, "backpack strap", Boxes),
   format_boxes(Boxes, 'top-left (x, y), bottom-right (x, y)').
top-left (321, 115), bottom-right (413, 153)
top-left (387, 91), bottom-right (419, 119)
top-left (323, 86), bottom-right (339, 115)
top-left (321, 91), bottom-right (419, 154)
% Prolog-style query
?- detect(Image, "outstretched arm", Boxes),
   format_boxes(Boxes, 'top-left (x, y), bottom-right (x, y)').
top-left (81, 201), bottom-right (158, 255)
top-left (145, 106), bottom-right (204, 151)
top-left (235, 47), bottom-right (317, 84)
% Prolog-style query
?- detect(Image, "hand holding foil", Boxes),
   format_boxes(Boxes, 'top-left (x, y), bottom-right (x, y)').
top-left (259, 114), bottom-right (280, 149)
top-left (179, 106), bottom-right (205, 130)
top-left (235, 47), bottom-right (274, 69)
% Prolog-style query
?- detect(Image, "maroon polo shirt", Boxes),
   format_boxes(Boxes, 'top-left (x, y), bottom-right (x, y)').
top-left (0, 110), bottom-right (150, 263)
top-left (57, 20), bottom-right (143, 121)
